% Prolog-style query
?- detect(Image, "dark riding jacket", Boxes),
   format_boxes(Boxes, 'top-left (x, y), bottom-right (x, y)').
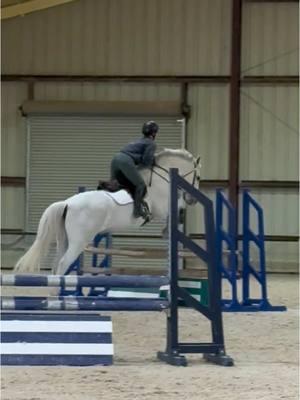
top-left (120, 137), bottom-right (156, 167)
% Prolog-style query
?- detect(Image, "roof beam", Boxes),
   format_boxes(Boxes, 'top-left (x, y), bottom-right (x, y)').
top-left (1, 0), bottom-right (77, 20)
top-left (1, 74), bottom-right (231, 83)
top-left (244, 0), bottom-right (299, 3)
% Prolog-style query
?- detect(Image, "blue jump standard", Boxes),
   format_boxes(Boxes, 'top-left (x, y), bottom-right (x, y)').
top-left (156, 169), bottom-right (234, 367)
top-left (216, 189), bottom-right (287, 312)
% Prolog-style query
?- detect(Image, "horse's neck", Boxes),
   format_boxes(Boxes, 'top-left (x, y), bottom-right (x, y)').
top-left (141, 157), bottom-right (192, 220)
top-left (155, 156), bottom-right (192, 177)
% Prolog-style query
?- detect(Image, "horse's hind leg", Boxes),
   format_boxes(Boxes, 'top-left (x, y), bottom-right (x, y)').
top-left (53, 218), bottom-right (68, 274)
top-left (48, 242), bottom-right (85, 296)
top-left (55, 240), bottom-right (86, 276)
top-left (55, 206), bottom-right (93, 276)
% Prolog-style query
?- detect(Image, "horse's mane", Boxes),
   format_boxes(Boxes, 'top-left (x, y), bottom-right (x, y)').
top-left (155, 148), bottom-right (194, 163)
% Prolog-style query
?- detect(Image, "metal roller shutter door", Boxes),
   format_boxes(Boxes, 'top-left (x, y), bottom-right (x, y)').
top-left (27, 115), bottom-right (183, 271)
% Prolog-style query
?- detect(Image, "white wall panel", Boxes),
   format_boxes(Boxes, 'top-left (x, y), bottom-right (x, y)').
top-left (188, 189), bottom-right (299, 238)
top-left (187, 85), bottom-right (230, 180)
top-left (246, 189), bottom-right (299, 236)
top-left (1, 83), bottom-right (28, 176)
top-left (240, 86), bottom-right (299, 180)
top-left (1, 83), bottom-right (27, 232)
top-left (2, 0), bottom-right (231, 75)
top-left (1, 187), bottom-right (25, 229)
top-left (186, 188), bottom-right (226, 236)
top-left (241, 189), bottom-right (298, 272)
top-left (264, 242), bottom-right (298, 273)
top-left (242, 2), bottom-right (299, 75)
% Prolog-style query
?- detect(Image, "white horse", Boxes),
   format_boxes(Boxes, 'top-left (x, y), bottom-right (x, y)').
top-left (15, 149), bottom-right (201, 276)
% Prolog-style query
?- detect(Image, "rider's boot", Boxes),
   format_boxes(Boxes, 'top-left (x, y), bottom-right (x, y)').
top-left (133, 185), bottom-right (151, 221)
top-left (140, 200), bottom-right (152, 223)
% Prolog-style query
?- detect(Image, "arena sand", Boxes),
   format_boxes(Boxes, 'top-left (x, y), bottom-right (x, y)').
top-left (1, 274), bottom-right (299, 400)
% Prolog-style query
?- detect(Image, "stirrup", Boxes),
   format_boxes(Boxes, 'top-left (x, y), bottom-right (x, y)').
top-left (141, 201), bottom-right (151, 216)
top-left (134, 202), bottom-right (151, 223)
top-left (140, 203), bottom-right (152, 226)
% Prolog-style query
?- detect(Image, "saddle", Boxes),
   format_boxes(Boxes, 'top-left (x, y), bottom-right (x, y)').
top-left (97, 179), bottom-right (125, 193)
top-left (97, 179), bottom-right (136, 202)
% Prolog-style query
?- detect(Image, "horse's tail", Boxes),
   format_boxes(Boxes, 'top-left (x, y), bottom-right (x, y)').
top-left (14, 201), bottom-right (67, 273)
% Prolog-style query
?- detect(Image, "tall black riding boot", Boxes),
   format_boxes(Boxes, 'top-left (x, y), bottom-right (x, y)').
top-left (133, 185), bottom-right (150, 220)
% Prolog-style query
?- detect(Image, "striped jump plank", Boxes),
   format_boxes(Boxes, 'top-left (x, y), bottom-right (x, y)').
top-left (1, 313), bottom-right (113, 366)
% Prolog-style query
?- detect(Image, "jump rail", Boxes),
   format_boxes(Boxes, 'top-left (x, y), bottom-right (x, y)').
top-left (1, 296), bottom-right (169, 312)
top-left (0, 274), bottom-right (168, 289)
top-left (85, 246), bottom-right (197, 259)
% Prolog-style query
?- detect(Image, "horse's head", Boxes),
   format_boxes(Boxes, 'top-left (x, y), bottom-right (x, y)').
top-left (143, 149), bottom-right (202, 220)
top-left (154, 149), bottom-right (202, 205)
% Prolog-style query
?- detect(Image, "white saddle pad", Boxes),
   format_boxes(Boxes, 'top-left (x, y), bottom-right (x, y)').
top-left (104, 189), bottom-right (133, 205)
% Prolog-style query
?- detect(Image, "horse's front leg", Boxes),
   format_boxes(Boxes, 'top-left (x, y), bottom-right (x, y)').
top-left (161, 206), bottom-right (185, 239)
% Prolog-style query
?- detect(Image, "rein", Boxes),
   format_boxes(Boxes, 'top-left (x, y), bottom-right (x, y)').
top-left (148, 162), bottom-right (199, 188)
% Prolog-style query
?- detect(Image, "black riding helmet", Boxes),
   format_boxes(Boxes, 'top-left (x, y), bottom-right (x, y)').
top-left (142, 121), bottom-right (159, 138)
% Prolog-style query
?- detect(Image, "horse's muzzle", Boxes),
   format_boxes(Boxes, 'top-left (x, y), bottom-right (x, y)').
top-left (183, 192), bottom-right (197, 206)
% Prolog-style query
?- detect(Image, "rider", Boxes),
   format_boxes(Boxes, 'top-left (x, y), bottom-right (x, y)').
top-left (110, 121), bottom-right (159, 220)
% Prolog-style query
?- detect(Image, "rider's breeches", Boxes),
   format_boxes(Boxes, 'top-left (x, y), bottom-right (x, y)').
top-left (110, 152), bottom-right (146, 195)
